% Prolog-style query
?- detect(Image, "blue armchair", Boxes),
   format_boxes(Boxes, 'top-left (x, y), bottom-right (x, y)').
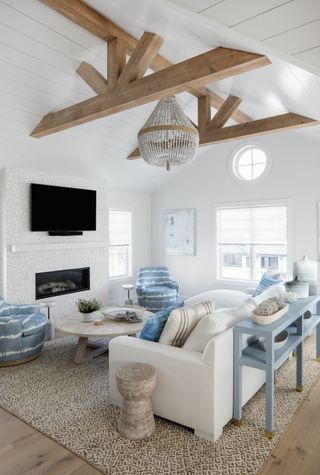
top-left (136, 267), bottom-right (179, 312)
top-left (0, 297), bottom-right (47, 366)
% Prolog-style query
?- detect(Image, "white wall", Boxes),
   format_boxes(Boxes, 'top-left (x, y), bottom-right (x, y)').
top-left (0, 169), bottom-right (6, 298)
top-left (151, 132), bottom-right (320, 300)
top-left (107, 190), bottom-right (151, 305)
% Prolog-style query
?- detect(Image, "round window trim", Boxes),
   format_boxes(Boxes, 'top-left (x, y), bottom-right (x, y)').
top-left (229, 141), bottom-right (271, 184)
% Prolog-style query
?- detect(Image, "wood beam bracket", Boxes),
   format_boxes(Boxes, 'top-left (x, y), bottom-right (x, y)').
top-left (76, 61), bottom-right (108, 95)
top-left (39, 0), bottom-right (256, 125)
top-left (31, 47), bottom-right (270, 137)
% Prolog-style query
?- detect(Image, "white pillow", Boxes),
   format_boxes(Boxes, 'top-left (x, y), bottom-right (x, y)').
top-left (250, 283), bottom-right (286, 306)
top-left (159, 300), bottom-right (215, 347)
top-left (183, 299), bottom-right (256, 353)
top-left (185, 289), bottom-right (248, 310)
top-left (182, 313), bottom-right (227, 352)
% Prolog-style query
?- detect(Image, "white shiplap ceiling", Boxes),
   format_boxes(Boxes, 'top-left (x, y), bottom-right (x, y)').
top-left (0, 0), bottom-right (320, 191)
top-left (172, 0), bottom-right (320, 74)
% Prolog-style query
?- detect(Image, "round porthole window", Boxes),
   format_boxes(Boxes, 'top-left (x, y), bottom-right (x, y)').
top-left (231, 144), bottom-right (269, 182)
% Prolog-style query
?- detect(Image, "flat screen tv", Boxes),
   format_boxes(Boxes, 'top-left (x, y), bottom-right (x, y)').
top-left (31, 183), bottom-right (96, 233)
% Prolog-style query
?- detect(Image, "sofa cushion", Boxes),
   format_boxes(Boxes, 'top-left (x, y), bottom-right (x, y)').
top-left (253, 273), bottom-right (283, 296)
top-left (185, 289), bottom-right (247, 310)
top-left (159, 300), bottom-right (215, 347)
top-left (183, 299), bottom-right (256, 352)
top-left (139, 306), bottom-right (178, 342)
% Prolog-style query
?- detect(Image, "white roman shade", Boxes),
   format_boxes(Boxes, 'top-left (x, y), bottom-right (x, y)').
top-left (217, 205), bottom-right (287, 245)
top-left (109, 209), bottom-right (131, 246)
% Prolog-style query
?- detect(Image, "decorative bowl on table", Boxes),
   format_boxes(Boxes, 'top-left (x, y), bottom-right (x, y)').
top-left (252, 298), bottom-right (289, 325)
top-left (259, 330), bottom-right (289, 351)
top-left (285, 276), bottom-right (309, 299)
top-left (101, 307), bottom-right (143, 323)
top-left (292, 310), bottom-right (312, 326)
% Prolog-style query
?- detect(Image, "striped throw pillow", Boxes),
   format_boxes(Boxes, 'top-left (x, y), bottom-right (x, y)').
top-left (253, 273), bottom-right (283, 297)
top-left (159, 300), bottom-right (215, 347)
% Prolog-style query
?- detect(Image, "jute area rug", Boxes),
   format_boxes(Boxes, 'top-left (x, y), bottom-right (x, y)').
top-left (0, 335), bottom-right (320, 475)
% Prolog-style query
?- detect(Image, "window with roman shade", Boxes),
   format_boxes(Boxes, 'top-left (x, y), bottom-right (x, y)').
top-left (109, 209), bottom-right (132, 279)
top-left (216, 204), bottom-right (287, 281)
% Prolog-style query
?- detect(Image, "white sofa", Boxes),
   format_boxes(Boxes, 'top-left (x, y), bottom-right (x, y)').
top-left (109, 288), bottom-right (270, 442)
top-left (109, 328), bottom-right (265, 441)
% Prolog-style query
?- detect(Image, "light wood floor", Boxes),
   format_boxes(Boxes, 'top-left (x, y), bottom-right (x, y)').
top-left (260, 376), bottom-right (320, 475)
top-left (0, 408), bottom-right (101, 475)
top-left (1, 378), bottom-right (320, 475)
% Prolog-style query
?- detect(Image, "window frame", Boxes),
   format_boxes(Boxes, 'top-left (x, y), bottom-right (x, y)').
top-left (229, 141), bottom-right (272, 184)
top-left (213, 199), bottom-right (292, 286)
top-left (108, 208), bottom-right (133, 280)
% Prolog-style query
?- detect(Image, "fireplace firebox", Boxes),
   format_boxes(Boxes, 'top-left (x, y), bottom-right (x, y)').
top-left (35, 267), bottom-right (90, 300)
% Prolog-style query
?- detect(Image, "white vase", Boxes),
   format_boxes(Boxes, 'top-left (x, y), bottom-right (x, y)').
top-left (293, 255), bottom-right (318, 296)
top-left (81, 312), bottom-right (96, 322)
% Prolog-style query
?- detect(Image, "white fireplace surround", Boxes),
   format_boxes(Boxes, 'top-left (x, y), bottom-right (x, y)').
top-left (0, 168), bottom-right (109, 317)
top-left (10, 242), bottom-right (107, 253)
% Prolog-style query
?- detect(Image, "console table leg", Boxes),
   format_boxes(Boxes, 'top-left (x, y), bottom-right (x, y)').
top-left (265, 336), bottom-right (274, 436)
top-left (316, 323), bottom-right (320, 363)
top-left (233, 327), bottom-right (242, 425)
top-left (296, 342), bottom-right (304, 391)
top-left (296, 316), bottom-right (304, 391)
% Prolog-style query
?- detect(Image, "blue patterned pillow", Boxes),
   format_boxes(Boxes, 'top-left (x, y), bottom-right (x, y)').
top-left (140, 305), bottom-right (182, 342)
top-left (253, 273), bottom-right (283, 297)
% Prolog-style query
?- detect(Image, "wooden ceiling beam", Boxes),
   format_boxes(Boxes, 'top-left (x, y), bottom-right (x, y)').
top-left (40, 0), bottom-right (170, 71)
top-left (107, 38), bottom-right (127, 89)
top-left (197, 95), bottom-right (212, 135)
top-left (117, 32), bottom-right (164, 86)
top-left (127, 147), bottom-right (141, 160)
top-left (76, 61), bottom-right (108, 95)
top-left (31, 47), bottom-right (269, 138)
top-left (128, 113), bottom-right (318, 160)
top-left (40, 0), bottom-right (253, 124)
top-left (207, 95), bottom-right (242, 131)
top-left (204, 90), bottom-right (250, 124)
top-left (201, 113), bottom-right (318, 145)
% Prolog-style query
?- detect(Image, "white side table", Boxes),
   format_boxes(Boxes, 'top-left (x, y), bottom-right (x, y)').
top-left (39, 300), bottom-right (57, 340)
top-left (122, 284), bottom-right (135, 305)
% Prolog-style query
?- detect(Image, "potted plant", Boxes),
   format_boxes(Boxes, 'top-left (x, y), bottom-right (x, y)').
top-left (76, 298), bottom-right (103, 322)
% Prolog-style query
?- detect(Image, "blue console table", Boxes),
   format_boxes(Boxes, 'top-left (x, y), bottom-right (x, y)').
top-left (233, 297), bottom-right (320, 439)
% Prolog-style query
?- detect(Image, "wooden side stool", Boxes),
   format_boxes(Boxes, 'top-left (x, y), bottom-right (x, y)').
top-left (116, 362), bottom-right (156, 440)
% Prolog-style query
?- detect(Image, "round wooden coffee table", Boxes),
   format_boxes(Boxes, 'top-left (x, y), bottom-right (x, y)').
top-left (55, 307), bottom-right (150, 364)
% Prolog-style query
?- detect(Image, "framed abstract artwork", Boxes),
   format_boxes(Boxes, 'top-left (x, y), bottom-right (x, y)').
top-left (164, 208), bottom-right (196, 256)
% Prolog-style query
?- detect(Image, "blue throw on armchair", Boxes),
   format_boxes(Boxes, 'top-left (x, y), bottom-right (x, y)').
top-left (136, 267), bottom-right (179, 312)
top-left (0, 296), bottom-right (47, 366)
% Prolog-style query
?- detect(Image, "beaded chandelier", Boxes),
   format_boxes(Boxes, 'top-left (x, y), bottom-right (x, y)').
top-left (137, 96), bottom-right (199, 171)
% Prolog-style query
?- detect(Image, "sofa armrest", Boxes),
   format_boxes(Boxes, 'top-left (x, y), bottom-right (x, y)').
top-left (202, 328), bottom-right (233, 366)
top-left (109, 336), bottom-right (215, 436)
top-left (109, 336), bottom-right (205, 404)
top-left (110, 336), bottom-right (202, 365)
